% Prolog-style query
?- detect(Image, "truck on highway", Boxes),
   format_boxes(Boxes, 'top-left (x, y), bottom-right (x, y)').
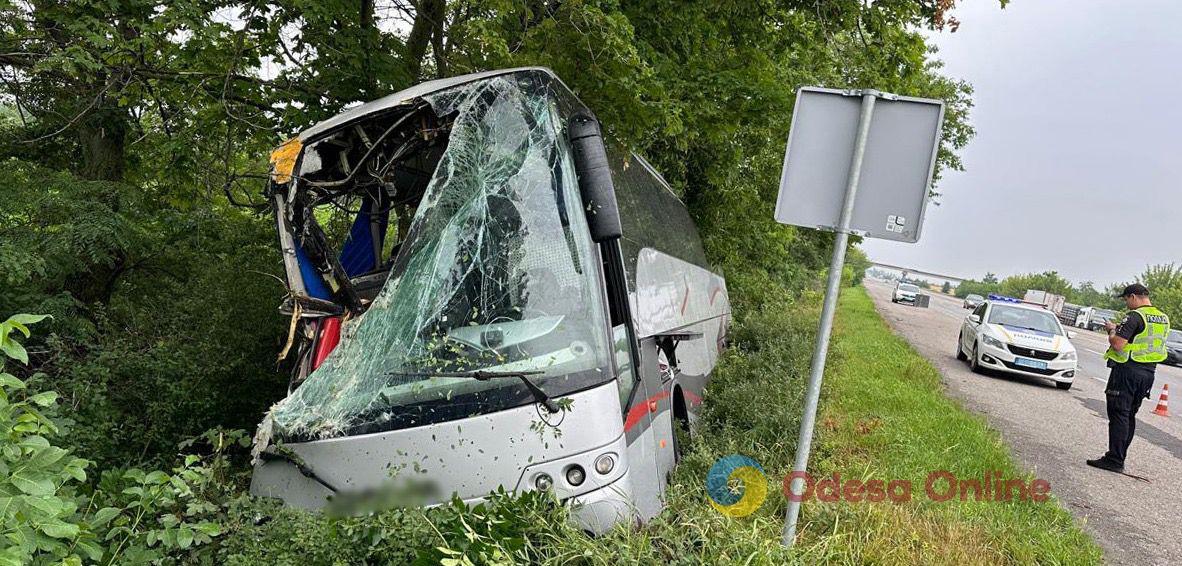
top-left (1058, 303), bottom-right (1082, 327)
top-left (1024, 290), bottom-right (1066, 315)
top-left (1021, 290), bottom-right (1068, 321)
top-left (1075, 306), bottom-right (1119, 332)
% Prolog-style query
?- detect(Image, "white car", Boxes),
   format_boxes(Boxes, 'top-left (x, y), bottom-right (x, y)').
top-left (957, 299), bottom-right (1078, 390)
top-left (892, 282), bottom-right (921, 305)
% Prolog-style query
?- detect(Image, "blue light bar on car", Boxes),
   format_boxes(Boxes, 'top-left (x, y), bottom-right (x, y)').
top-left (987, 294), bottom-right (1022, 303)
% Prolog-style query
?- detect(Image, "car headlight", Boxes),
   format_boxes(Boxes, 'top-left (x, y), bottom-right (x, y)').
top-left (1060, 350), bottom-right (1077, 361)
top-left (981, 334), bottom-right (1006, 349)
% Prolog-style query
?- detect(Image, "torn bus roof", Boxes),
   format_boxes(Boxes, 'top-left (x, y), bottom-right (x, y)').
top-left (295, 67), bottom-right (556, 142)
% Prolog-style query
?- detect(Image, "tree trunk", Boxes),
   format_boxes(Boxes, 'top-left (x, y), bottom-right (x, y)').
top-left (406, 0), bottom-right (447, 80)
top-left (77, 105), bottom-right (128, 182)
top-left (359, 0), bottom-right (379, 96)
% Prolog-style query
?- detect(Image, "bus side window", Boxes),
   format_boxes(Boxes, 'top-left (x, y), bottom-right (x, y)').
top-left (601, 237), bottom-right (640, 410)
top-left (614, 324), bottom-right (635, 406)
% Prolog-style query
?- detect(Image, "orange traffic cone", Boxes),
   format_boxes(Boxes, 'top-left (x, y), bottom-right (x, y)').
top-left (1152, 384), bottom-right (1170, 417)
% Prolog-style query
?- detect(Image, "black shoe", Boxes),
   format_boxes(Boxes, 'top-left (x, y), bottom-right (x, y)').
top-left (1086, 458), bottom-right (1124, 473)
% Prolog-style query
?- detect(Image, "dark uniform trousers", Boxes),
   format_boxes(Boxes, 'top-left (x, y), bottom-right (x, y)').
top-left (1104, 363), bottom-right (1156, 466)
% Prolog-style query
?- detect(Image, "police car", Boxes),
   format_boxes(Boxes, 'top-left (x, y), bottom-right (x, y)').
top-left (956, 296), bottom-right (1078, 390)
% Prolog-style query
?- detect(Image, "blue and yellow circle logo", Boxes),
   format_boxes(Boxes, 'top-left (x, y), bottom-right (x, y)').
top-left (705, 454), bottom-right (767, 517)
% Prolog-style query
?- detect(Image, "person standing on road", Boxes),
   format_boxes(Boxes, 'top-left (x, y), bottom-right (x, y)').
top-left (1087, 284), bottom-right (1171, 473)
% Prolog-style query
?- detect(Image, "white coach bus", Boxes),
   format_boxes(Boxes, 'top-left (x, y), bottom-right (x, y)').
top-left (250, 67), bottom-right (730, 533)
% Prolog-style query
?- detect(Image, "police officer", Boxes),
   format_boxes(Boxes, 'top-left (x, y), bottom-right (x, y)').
top-left (1087, 283), bottom-right (1171, 473)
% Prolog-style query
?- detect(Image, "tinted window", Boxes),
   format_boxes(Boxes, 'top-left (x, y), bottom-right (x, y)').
top-left (973, 303), bottom-right (987, 318)
top-left (608, 149), bottom-right (709, 286)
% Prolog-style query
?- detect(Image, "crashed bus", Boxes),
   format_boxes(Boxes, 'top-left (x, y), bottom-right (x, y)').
top-left (250, 67), bottom-right (730, 533)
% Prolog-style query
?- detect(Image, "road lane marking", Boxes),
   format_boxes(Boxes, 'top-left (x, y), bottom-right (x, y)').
top-left (1084, 348), bottom-right (1105, 355)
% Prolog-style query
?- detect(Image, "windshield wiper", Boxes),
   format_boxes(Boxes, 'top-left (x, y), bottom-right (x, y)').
top-left (258, 449), bottom-right (338, 492)
top-left (386, 369), bottom-right (560, 413)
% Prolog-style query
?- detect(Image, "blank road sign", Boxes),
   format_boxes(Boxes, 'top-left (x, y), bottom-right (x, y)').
top-left (774, 87), bottom-right (944, 243)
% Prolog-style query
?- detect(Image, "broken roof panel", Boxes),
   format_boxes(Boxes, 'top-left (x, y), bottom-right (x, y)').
top-left (298, 67), bottom-right (557, 142)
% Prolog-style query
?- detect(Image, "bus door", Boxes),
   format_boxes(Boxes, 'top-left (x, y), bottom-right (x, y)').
top-left (616, 326), bottom-right (669, 520)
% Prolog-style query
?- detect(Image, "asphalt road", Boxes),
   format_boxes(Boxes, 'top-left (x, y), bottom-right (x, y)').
top-left (865, 280), bottom-right (1182, 565)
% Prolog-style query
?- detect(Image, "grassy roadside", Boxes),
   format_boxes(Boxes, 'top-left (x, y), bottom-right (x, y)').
top-left (511, 284), bottom-right (1102, 565)
top-left (799, 287), bottom-right (1103, 564)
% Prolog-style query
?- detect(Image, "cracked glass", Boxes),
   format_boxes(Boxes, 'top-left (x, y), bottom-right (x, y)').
top-left (268, 73), bottom-right (612, 441)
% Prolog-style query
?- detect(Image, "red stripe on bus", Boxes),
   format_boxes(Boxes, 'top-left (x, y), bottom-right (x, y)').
top-left (623, 390), bottom-right (670, 432)
top-left (680, 284), bottom-right (690, 316)
top-left (683, 389), bottom-right (703, 407)
top-left (709, 287), bottom-right (721, 306)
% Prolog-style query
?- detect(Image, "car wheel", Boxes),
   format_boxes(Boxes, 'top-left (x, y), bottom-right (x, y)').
top-left (956, 333), bottom-right (968, 361)
top-left (1056, 382), bottom-right (1072, 390)
top-left (969, 341), bottom-right (983, 374)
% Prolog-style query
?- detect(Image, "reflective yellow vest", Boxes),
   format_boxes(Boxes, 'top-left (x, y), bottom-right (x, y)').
top-left (1104, 306), bottom-right (1171, 364)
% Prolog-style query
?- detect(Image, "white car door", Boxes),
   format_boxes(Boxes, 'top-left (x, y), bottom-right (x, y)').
top-left (964, 303), bottom-right (987, 351)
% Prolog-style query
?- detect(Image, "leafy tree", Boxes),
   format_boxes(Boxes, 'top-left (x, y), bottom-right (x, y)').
top-left (845, 247), bottom-right (873, 287)
top-left (1133, 264), bottom-right (1182, 320)
top-left (996, 271), bottom-right (1074, 300)
top-left (942, 281), bottom-right (952, 294)
top-left (1074, 281), bottom-right (1109, 307)
top-left (1, 0), bottom-right (982, 471)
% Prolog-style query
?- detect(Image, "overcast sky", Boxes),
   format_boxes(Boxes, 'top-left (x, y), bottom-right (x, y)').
top-left (861, 0), bottom-right (1182, 287)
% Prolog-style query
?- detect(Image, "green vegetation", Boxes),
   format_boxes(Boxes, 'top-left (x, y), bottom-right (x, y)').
top-left (2, 1), bottom-right (1096, 564)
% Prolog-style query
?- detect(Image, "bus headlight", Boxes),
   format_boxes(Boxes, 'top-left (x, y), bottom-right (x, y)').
top-left (565, 465), bottom-right (586, 486)
top-left (534, 473), bottom-right (554, 491)
top-left (594, 454), bottom-right (615, 475)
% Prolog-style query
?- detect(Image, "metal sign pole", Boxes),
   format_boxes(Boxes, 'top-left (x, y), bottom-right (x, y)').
top-left (782, 91), bottom-right (878, 546)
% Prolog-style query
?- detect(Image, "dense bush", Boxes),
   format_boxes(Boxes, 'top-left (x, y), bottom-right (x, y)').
top-left (2, 319), bottom-right (581, 565)
top-left (0, 314), bottom-right (251, 564)
top-left (0, 160), bottom-right (288, 469)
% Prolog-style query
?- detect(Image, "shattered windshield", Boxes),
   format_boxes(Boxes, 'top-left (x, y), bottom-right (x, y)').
top-left (269, 73), bottom-right (611, 440)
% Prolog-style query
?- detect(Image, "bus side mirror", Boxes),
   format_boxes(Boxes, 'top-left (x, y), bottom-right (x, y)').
top-left (569, 111), bottom-right (623, 242)
top-left (969, 314), bottom-right (980, 324)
